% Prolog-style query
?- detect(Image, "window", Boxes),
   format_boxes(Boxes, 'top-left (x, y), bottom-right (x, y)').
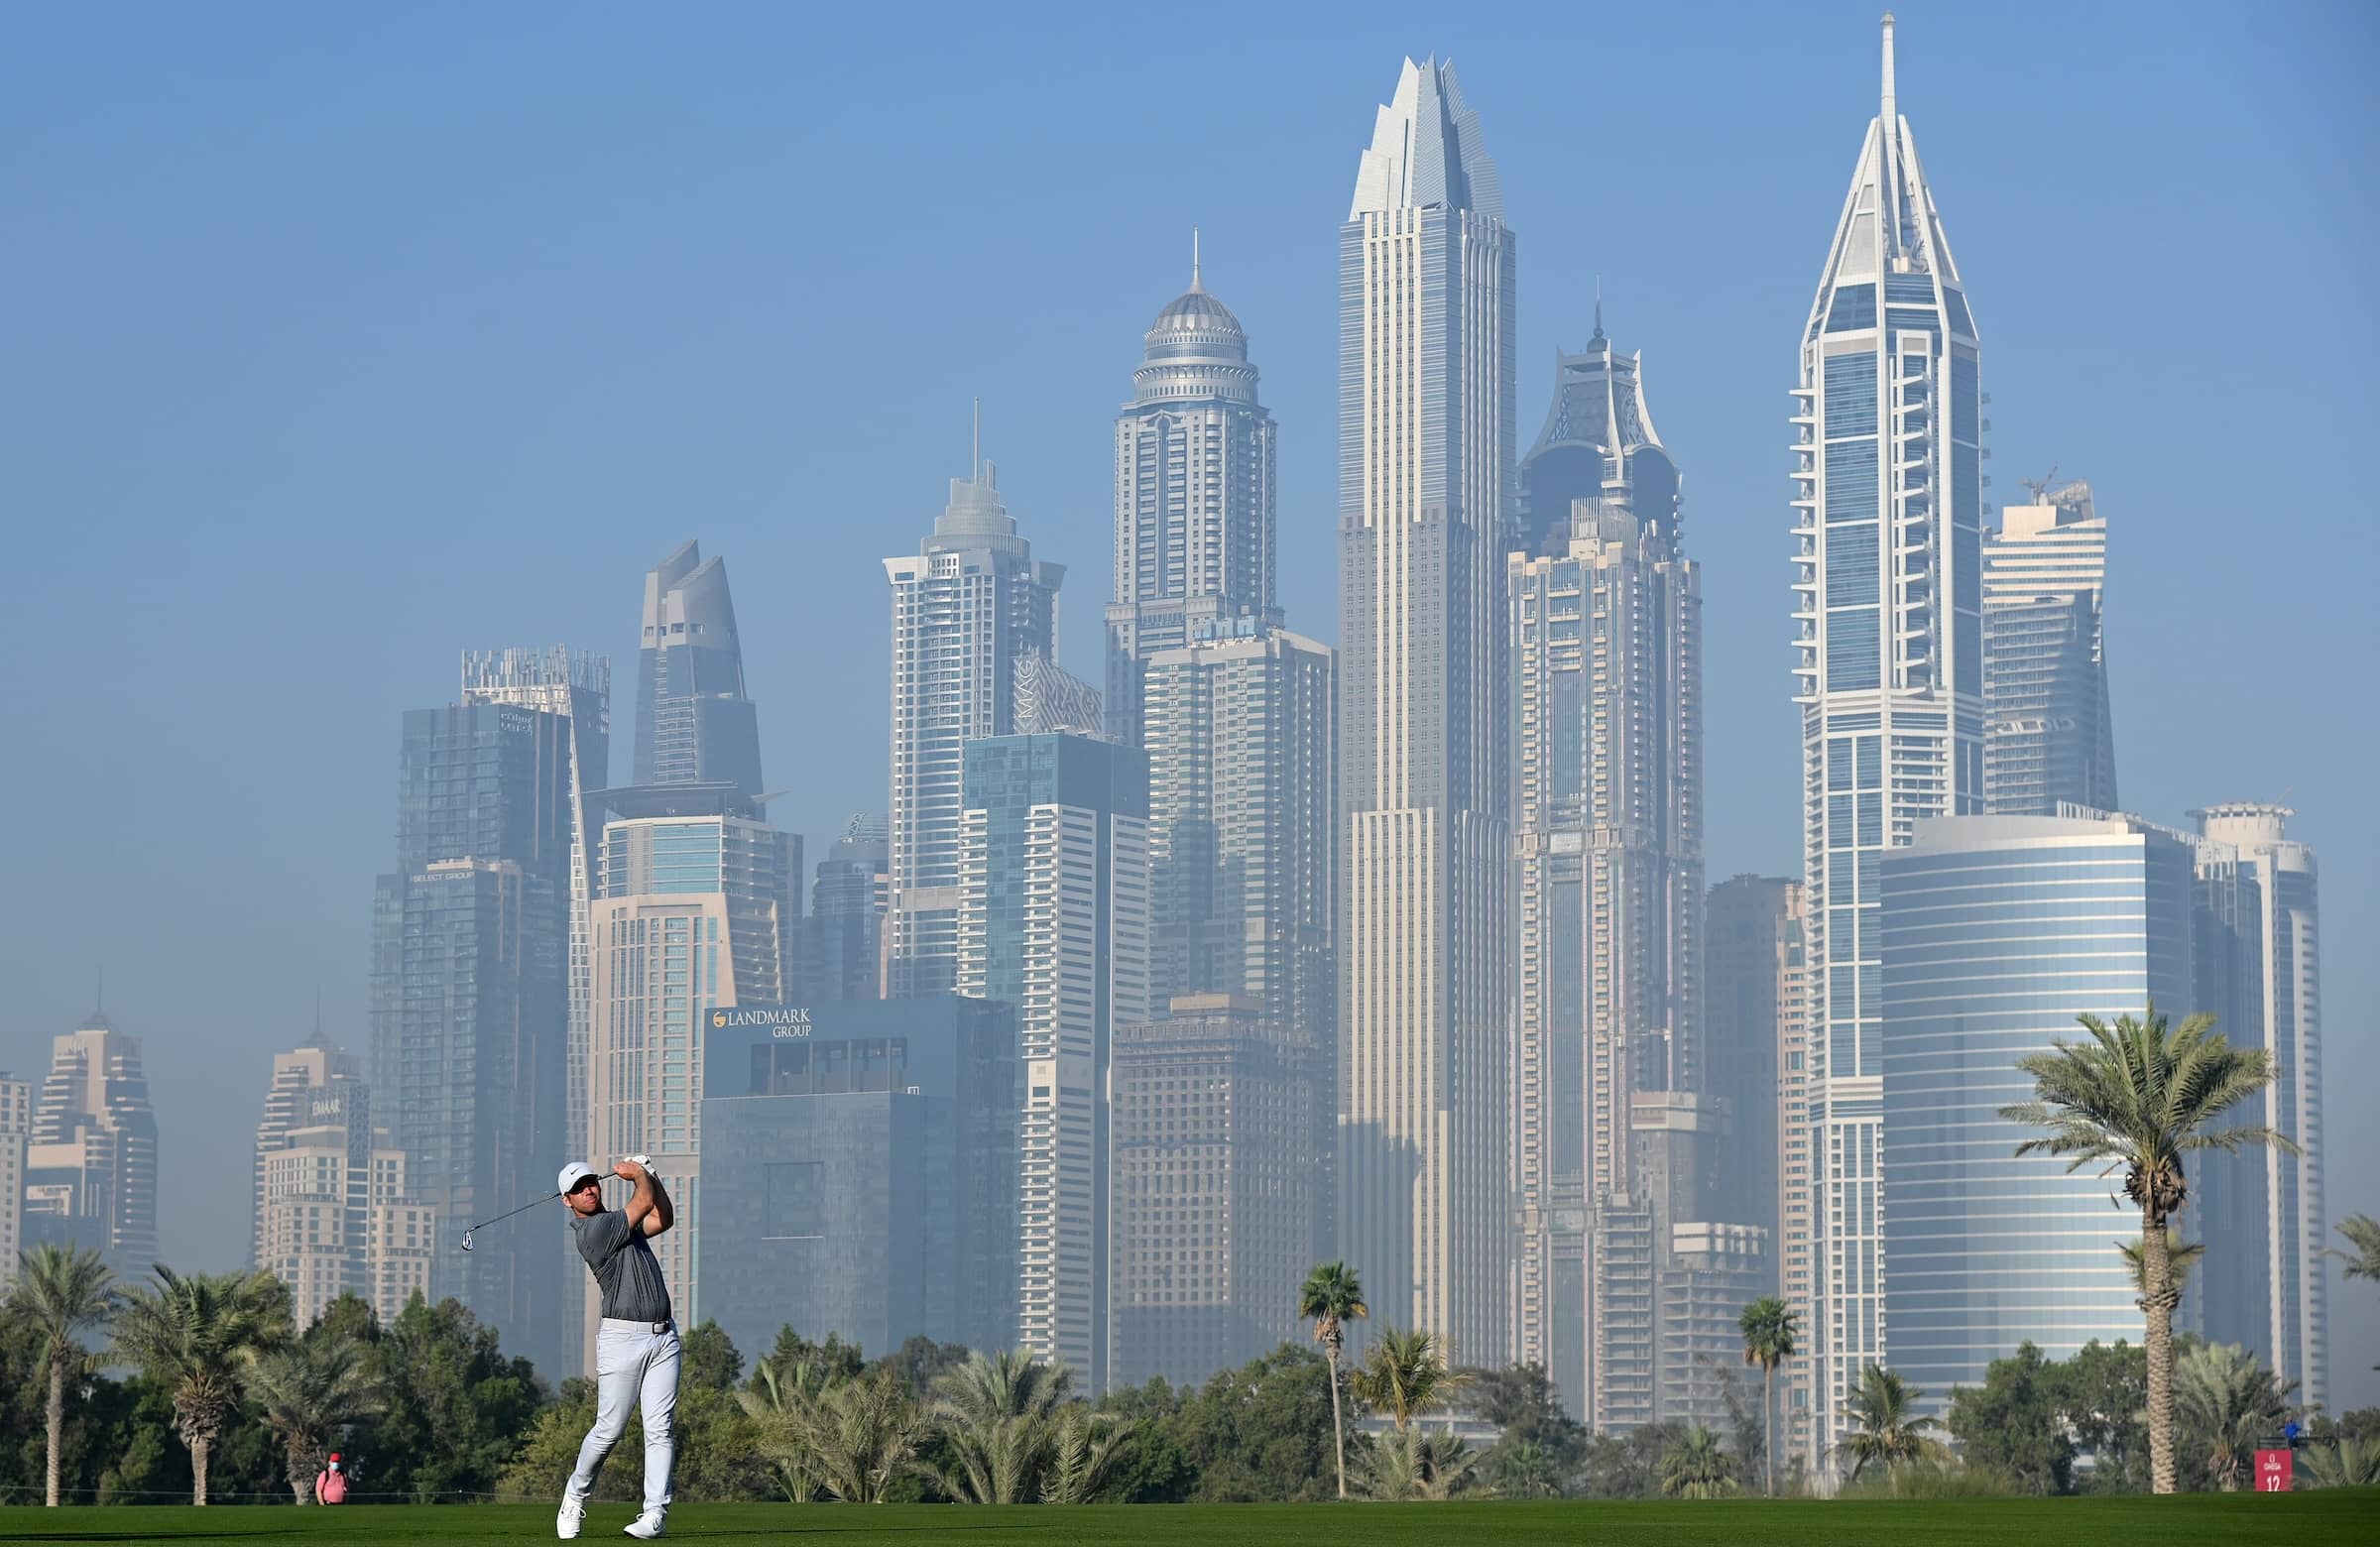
top-left (765, 1162), bottom-right (824, 1240)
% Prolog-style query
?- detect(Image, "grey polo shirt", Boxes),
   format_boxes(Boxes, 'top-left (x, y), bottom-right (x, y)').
top-left (572, 1207), bottom-right (672, 1325)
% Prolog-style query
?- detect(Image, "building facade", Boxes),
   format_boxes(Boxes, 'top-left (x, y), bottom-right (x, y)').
top-left (1104, 257), bottom-right (1279, 750)
top-left (957, 733), bottom-right (1151, 1388)
top-left (635, 541), bottom-right (763, 801)
top-left (1110, 994), bottom-right (1320, 1388)
top-left (583, 787), bottom-right (801, 1362)
top-left (252, 1043), bottom-right (435, 1326)
top-left (2192, 803), bottom-right (2325, 1412)
top-left (1879, 813), bottom-right (2195, 1416)
top-left (1338, 55), bottom-right (1515, 1364)
top-left (0, 1071), bottom-right (31, 1288)
top-left (810, 812), bottom-right (890, 1003)
top-left (371, 698), bottom-right (572, 1374)
top-left (23, 1012), bottom-right (160, 1272)
top-left (1789, 17), bottom-right (1984, 1467)
top-left (885, 457), bottom-right (1064, 998)
top-left (699, 997), bottom-right (1015, 1365)
top-left (1982, 482), bottom-right (2115, 815)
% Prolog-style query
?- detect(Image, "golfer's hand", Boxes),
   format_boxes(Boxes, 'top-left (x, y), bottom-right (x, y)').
top-left (613, 1159), bottom-right (647, 1182)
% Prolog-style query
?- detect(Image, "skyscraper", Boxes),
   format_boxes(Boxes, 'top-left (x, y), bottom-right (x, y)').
top-left (459, 647), bottom-right (611, 1266)
top-left (1339, 55), bottom-right (1514, 1362)
top-left (252, 1042), bottom-right (435, 1327)
top-left (1703, 876), bottom-right (1800, 1258)
top-left (1788, 16), bottom-right (1983, 1466)
top-left (1509, 321), bottom-right (1702, 1421)
top-left (1983, 481), bottom-right (2115, 814)
top-left (370, 699), bottom-right (571, 1375)
top-left (635, 541), bottom-right (764, 800)
top-left (1880, 813), bottom-right (2196, 1418)
top-left (956, 733), bottom-right (1150, 1389)
top-left (810, 812), bottom-right (890, 1003)
top-left (1105, 251), bottom-right (1278, 750)
top-left (2192, 803), bottom-right (2325, 1412)
top-left (0, 1071), bottom-right (32, 1289)
top-left (23, 1012), bottom-right (159, 1272)
top-left (583, 784), bottom-right (801, 1363)
top-left (885, 451), bottom-right (1064, 997)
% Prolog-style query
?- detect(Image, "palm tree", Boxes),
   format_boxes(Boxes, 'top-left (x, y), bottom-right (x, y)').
top-left (1834, 1364), bottom-right (1947, 1483)
top-left (2330, 1214), bottom-right (2380, 1283)
top-left (2176, 1341), bottom-right (2297, 1491)
top-left (1355, 1427), bottom-right (1483, 1501)
top-left (1040, 1408), bottom-right (1131, 1505)
top-left (1492, 1439), bottom-right (1561, 1500)
top-left (111, 1266), bottom-right (293, 1504)
top-left (2119, 1229), bottom-right (2205, 1297)
top-left (243, 1335), bottom-right (387, 1504)
top-left (930, 1348), bottom-right (1072, 1503)
top-left (1297, 1260), bottom-right (1368, 1499)
top-left (1999, 1006), bottom-right (2290, 1494)
top-left (1660, 1426), bottom-right (1740, 1499)
top-left (2299, 1435), bottom-right (2380, 1489)
top-left (6, 1244), bottom-right (119, 1507)
top-left (738, 1354), bottom-right (833, 1502)
top-left (798, 1368), bottom-right (928, 1503)
top-left (1737, 1296), bottom-right (1797, 1497)
top-left (1349, 1326), bottom-right (1469, 1434)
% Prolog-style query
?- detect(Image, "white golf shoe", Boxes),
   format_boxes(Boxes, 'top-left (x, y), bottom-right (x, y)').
top-left (556, 1495), bottom-right (586, 1539)
top-left (624, 1511), bottom-right (666, 1539)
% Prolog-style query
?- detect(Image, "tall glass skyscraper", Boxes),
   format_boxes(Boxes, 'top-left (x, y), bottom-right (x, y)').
top-left (885, 454), bottom-right (1064, 997)
top-left (1338, 55), bottom-right (1514, 1362)
top-left (1789, 15), bottom-right (1983, 1466)
top-left (1509, 321), bottom-right (1703, 1422)
top-left (371, 700), bottom-right (571, 1376)
top-left (1983, 481), bottom-right (2115, 814)
top-left (2192, 803), bottom-right (2325, 1412)
top-left (1105, 252), bottom-right (1278, 750)
top-left (635, 540), bottom-right (764, 800)
top-left (1879, 813), bottom-right (2195, 1418)
top-left (810, 812), bottom-right (890, 1003)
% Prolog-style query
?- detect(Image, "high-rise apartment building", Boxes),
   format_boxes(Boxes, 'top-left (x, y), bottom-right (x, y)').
top-left (2192, 803), bottom-right (2325, 1412)
top-left (1510, 321), bottom-right (1702, 1421)
top-left (370, 699), bottom-right (571, 1375)
top-left (1879, 813), bottom-right (2196, 1419)
top-left (23, 1012), bottom-right (159, 1272)
top-left (252, 1043), bottom-right (435, 1327)
top-left (957, 733), bottom-right (1150, 1388)
top-left (1789, 17), bottom-right (1984, 1467)
top-left (1338, 55), bottom-right (1514, 1363)
top-left (885, 455), bottom-right (1064, 997)
top-left (1983, 482), bottom-right (2115, 815)
top-left (1104, 256), bottom-right (1278, 750)
top-left (810, 812), bottom-right (890, 1002)
top-left (583, 785), bottom-right (801, 1362)
top-left (635, 541), bottom-right (764, 800)
top-left (459, 647), bottom-right (611, 1270)
top-left (1110, 994), bottom-right (1319, 1389)
top-left (0, 1071), bottom-right (31, 1288)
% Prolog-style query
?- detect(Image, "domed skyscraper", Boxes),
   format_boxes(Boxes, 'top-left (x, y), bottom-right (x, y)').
top-left (1104, 238), bottom-right (1278, 748)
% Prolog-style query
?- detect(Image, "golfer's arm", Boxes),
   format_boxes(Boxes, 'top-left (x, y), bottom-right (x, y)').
top-left (626, 1166), bottom-right (673, 1237)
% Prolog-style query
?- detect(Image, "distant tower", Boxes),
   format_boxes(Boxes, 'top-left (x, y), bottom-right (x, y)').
top-left (0, 1070), bottom-right (34, 1288)
top-left (1510, 319), bottom-right (1705, 1425)
top-left (253, 1042), bottom-right (435, 1327)
top-left (884, 437), bottom-right (1065, 997)
top-left (1982, 480), bottom-right (2115, 814)
top-left (23, 1011), bottom-right (160, 1272)
top-left (810, 813), bottom-right (891, 1003)
top-left (1789, 15), bottom-right (1984, 1469)
top-left (635, 541), bottom-right (764, 800)
top-left (1338, 55), bottom-right (1515, 1362)
top-left (1105, 241), bottom-right (1279, 749)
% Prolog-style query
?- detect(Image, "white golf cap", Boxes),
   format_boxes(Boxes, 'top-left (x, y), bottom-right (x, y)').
top-left (557, 1161), bottom-right (601, 1195)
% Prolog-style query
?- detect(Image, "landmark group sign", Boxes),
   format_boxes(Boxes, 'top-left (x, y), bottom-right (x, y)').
top-left (710, 1005), bottom-right (814, 1038)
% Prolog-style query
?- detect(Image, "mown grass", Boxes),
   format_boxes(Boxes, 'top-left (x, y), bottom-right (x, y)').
top-left (1, 1491), bottom-right (2372, 1546)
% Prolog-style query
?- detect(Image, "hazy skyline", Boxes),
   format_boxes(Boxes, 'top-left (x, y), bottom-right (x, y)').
top-left (2, 1), bottom-right (2372, 1405)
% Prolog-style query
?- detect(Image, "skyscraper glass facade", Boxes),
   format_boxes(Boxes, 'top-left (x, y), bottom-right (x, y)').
top-left (634, 540), bottom-right (764, 800)
top-left (1982, 485), bottom-right (2115, 815)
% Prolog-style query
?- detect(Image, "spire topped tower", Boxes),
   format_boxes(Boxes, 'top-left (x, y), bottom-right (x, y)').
top-left (1787, 15), bottom-right (1983, 1477)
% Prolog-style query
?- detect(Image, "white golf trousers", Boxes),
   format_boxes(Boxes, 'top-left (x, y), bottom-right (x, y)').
top-left (567, 1318), bottom-right (681, 1517)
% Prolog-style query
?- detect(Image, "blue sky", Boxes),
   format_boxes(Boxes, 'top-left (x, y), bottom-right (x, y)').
top-left (2, 2), bottom-right (2372, 1399)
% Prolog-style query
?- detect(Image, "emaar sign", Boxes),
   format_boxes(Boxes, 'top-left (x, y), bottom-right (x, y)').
top-left (710, 1006), bottom-right (814, 1038)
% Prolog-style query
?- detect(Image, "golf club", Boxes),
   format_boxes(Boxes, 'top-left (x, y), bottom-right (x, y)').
top-left (458, 1192), bottom-right (559, 1252)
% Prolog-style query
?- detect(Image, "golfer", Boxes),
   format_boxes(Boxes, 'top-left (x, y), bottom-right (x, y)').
top-left (556, 1156), bottom-right (678, 1541)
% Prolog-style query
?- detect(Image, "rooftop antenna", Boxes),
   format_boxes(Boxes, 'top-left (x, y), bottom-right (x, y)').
top-left (1880, 11), bottom-right (1897, 127)
top-left (971, 397), bottom-right (981, 482)
top-left (95, 966), bottom-right (103, 1016)
top-left (1192, 225), bottom-right (1203, 290)
top-left (1594, 274), bottom-right (1605, 339)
